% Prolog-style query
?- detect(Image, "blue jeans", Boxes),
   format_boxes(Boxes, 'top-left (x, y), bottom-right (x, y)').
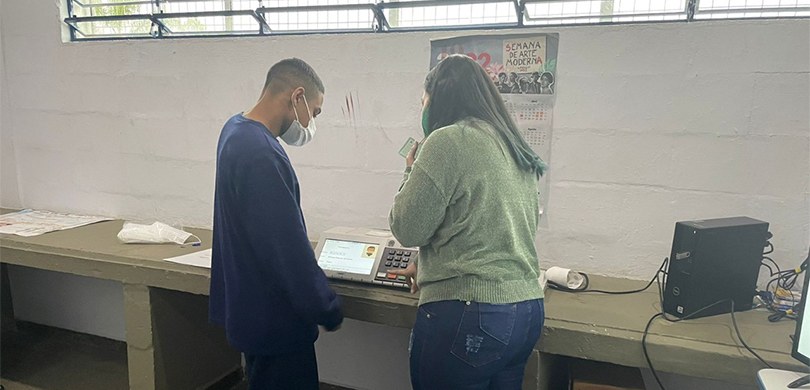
top-left (409, 299), bottom-right (545, 390)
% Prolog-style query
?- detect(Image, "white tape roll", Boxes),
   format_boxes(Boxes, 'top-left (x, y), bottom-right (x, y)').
top-left (545, 266), bottom-right (586, 290)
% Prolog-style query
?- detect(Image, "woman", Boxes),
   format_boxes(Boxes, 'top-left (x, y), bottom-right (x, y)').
top-left (539, 72), bottom-right (554, 94)
top-left (388, 54), bottom-right (547, 390)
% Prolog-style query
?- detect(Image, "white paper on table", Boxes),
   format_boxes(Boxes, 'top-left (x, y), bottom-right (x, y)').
top-left (0, 209), bottom-right (113, 237)
top-left (164, 249), bottom-right (212, 268)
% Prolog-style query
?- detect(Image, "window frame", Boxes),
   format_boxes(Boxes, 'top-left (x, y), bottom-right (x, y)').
top-left (63, 0), bottom-right (810, 41)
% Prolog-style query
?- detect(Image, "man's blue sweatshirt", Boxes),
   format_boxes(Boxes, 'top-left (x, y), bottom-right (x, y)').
top-left (209, 114), bottom-right (343, 355)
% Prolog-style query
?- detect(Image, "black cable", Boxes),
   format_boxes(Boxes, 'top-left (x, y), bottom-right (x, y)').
top-left (546, 273), bottom-right (590, 292)
top-left (644, 299), bottom-right (775, 389)
top-left (760, 244), bottom-right (809, 316)
top-left (642, 313), bottom-right (666, 390)
top-left (760, 262), bottom-right (775, 277)
top-left (647, 244), bottom-right (804, 388)
top-left (644, 263), bottom-right (671, 390)
top-left (549, 253), bottom-right (780, 389)
top-left (761, 250), bottom-right (808, 320)
top-left (763, 256), bottom-right (778, 269)
top-left (729, 300), bottom-right (774, 369)
top-left (760, 242), bottom-right (802, 310)
top-left (546, 258), bottom-right (669, 387)
top-left (762, 256), bottom-right (781, 275)
top-left (768, 311), bottom-right (790, 322)
top-left (580, 273), bottom-right (658, 295)
top-left (548, 258), bottom-right (669, 295)
top-left (643, 300), bottom-right (735, 390)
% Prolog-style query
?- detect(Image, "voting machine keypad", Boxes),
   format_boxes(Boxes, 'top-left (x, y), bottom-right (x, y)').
top-left (373, 247), bottom-right (415, 289)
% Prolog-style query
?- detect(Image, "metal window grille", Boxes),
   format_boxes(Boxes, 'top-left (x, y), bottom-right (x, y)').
top-left (63, 0), bottom-right (810, 41)
top-left (696, 0), bottom-right (810, 19)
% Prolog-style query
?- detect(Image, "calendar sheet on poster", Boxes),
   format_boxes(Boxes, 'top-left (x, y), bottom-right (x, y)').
top-left (503, 94), bottom-right (554, 158)
top-left (430, 34), bottom-right (560, 218)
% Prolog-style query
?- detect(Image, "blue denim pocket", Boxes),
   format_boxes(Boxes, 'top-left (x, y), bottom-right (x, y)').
top-left (411, 304), bottom-right (437, 353)
top-left (415, 304), bottom-right (438, 330)
top-left (450, 302), bottom-right (517, 367)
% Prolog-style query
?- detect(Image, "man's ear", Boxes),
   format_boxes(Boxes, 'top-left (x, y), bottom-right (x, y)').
top-left (291, 87), bottom-right (306, 103)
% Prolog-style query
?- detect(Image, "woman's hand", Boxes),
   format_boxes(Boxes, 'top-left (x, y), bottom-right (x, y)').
top-left (387, 262), bottom-right (419, 294)
top-left (406, 141), bottom-right (420, 168)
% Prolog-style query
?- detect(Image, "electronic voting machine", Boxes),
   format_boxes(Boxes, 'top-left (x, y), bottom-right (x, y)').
top-left (315, 227), bottom-right (418, 289)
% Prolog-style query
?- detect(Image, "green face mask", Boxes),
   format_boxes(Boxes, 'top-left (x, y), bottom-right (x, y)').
top-left (421, 106), bottom-right (431, 137)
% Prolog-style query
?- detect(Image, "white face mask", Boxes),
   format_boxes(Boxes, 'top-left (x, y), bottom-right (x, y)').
top-left (117, 222), bottom-right (201, 245)
top-left (280, 94), bottom-right (316, 146)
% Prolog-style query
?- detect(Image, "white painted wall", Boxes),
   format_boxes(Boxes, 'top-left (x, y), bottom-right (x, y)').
top-left (0, 0), bottom-right (21, 209)
top-left (2, 7), bottom-right (807, 279)
top-left (316, 319), bottom-right (412, 390)
top-left (1, 0), bottom-right (808, 388)
top-left (6, 265), bottom-right (126, 341)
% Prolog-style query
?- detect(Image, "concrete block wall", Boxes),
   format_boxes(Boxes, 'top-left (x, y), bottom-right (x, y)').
top-left (1, 0), bottom-right (21, 209)
top-left (1, 2), bottom-right (807, 279)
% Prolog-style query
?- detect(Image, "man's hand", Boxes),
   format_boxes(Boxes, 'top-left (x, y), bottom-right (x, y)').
top-left (387, 262), bottom-right (419, 294)
top-left (321, 323), bottom-right (342, 332)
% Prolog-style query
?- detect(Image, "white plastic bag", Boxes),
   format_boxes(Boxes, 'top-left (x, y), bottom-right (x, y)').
top-left (117, 222), bottom-right (201, 245)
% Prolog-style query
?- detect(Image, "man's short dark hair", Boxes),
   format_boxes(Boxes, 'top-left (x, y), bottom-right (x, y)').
top-left (263, 58), bottom-right (325, 99)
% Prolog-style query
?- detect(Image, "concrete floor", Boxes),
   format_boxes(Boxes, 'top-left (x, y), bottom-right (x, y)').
top-left (1, 322), bottom-right (354, 390)
top-left (2, 320), bottom-right (760, 390)
top-left (3, 380), bottom-right (41, 390)
top-left (1, 322), bottom-right (128, 390)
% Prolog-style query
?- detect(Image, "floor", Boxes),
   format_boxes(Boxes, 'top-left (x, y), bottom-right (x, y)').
top-left (1, 322), bottom-right (354, 390)
top-left (1, 322), bottom-right (128, 390)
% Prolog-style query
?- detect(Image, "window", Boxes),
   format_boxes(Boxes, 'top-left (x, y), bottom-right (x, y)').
top-left (381, 1), bottom-right (518, 28)
top-left (696, 0), bottom-right (810, 19)
top-left (524, 0), bottom-right (687, 25)
top-left (63, 0), bottom-right (810, 40)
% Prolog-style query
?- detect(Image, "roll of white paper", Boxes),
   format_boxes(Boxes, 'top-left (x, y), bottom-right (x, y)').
top-left (545, 266), bottom-right (586, 290)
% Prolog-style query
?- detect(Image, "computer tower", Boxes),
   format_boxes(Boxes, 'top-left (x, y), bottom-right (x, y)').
top-left (663, 217), bottom-right (770, 319)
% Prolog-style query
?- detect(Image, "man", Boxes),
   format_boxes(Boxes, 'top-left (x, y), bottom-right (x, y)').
top-left (518, 77), bottom-right (531, 94)
top-left (210, 58), bottom-right (343, 390)
top-left (526, 72), bottom-right (541, 94)
top-left (365, 246), bottom-right (376, 258)
top-left (496, 72), bottom-right (509, 94)
top-left (508, 72), bottom-right (520, 94)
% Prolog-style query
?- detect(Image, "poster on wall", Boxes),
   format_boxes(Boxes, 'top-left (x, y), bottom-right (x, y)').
top-left (430, 33), bottom-right (559, 219)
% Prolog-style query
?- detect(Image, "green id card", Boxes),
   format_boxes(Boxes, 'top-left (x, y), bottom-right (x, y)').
top-left (399, 137), bottom-right (417, 158)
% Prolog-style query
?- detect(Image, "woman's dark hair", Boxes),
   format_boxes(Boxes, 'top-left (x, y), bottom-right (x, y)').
top-left (423, 54), bottom-right (546, 177)
top-left (541, 72), bottom-right (554, 84)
